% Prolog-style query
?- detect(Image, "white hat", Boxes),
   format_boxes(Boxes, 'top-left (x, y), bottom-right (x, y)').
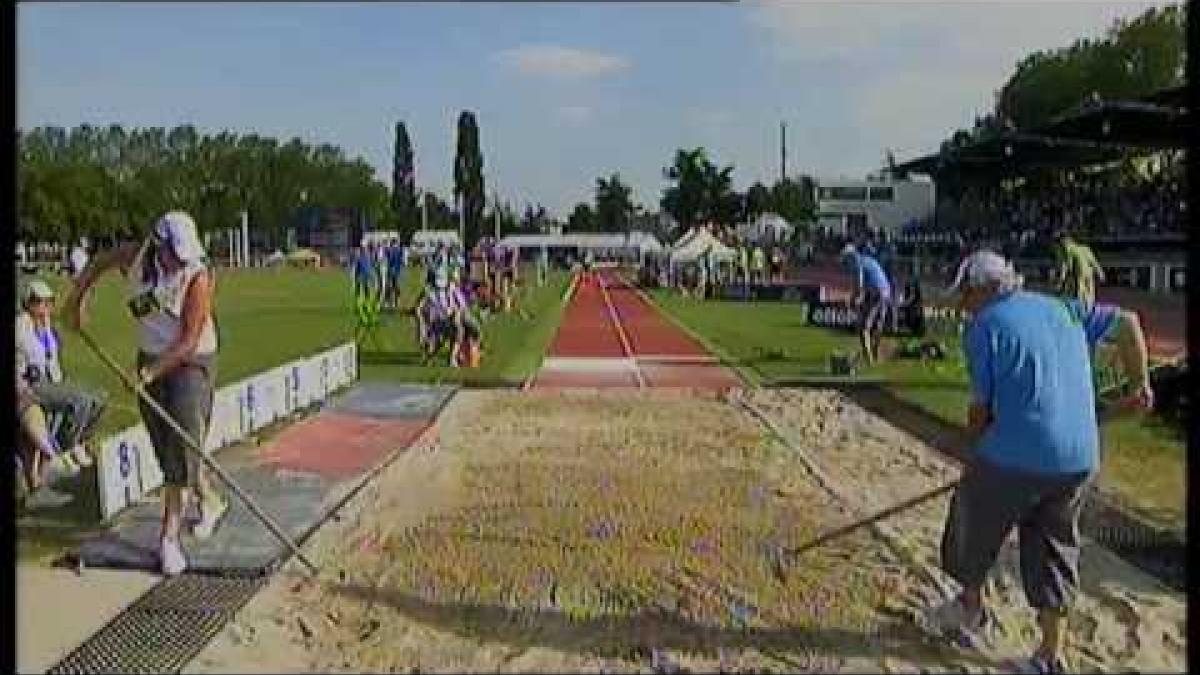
top-left (839, 243), bottom-right (858, 259)
top-left (24, 279), bottom-right (55, 302)
top-left (153, 211), bottom-right (205, 263)
top-left (947, 250), bottom-right (1020, 293)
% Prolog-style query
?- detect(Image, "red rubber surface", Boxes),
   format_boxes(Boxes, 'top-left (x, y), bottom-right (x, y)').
top-left (535, 270), bottom-right (741, 390)
top-left (262, 412), bottom-right (429, 479)
top-left (601, 272), bottom-right (711, 357)
top-left (546, 275), bottom-right (626, 358)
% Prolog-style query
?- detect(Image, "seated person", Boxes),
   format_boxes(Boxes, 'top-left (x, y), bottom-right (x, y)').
top-left (17, 375), bottom-right (71, 493)
top-left (16, 280), bottom-right (105, 469)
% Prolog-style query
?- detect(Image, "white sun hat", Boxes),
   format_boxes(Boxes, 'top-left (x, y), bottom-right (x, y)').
top-left (153, 211), bottom-right (206, 263)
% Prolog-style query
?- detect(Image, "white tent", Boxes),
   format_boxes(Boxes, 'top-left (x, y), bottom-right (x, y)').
top-left (736, 212), bottom-right (793, 244)
top-left (668, 228), bottom-right (736, 263)
top-left (498, 232), bottom-right (664, 256)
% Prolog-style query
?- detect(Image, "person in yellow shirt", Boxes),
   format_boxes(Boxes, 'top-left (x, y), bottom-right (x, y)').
top-left (1053, 230), bottom-right (1105, 310)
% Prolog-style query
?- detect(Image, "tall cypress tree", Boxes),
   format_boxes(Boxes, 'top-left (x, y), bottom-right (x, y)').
top-left (391, 121), bottom-right (418, 239)
top-left (453, 111), bottom-right (485, 249)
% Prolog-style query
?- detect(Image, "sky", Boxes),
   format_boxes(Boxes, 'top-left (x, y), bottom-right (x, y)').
top-left (18, 1), bottom-right (1166, 217)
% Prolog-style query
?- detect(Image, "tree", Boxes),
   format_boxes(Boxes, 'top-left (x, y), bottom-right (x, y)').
top-left (566, 203), bottom-right (596, 233)
top-left (16, 123), bottom-right (394, 247)
top-left (769, 177), bottom-right (816, 228)
top-left (595, 173), bottom-right (634, 234)
top-left (744, 182), bottom-right (772, 220)
top-left (660, 147), bottom-right (740, 230)
top-left (994, 4), bottom-right (1185, 129)
top-left (391, 121), bottom-right (419, 240)
top-left (453, 111), bottom-right (486, 249)
top-left (661, 148), bottom-right (709, 230)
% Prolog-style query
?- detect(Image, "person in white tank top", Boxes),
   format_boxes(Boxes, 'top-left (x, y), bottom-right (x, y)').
top-left (67, 211), bottom-right (223, 577)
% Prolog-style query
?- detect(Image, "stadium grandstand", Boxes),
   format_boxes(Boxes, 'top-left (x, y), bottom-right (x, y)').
top-left (889, 85), bottom-right (1187, 295)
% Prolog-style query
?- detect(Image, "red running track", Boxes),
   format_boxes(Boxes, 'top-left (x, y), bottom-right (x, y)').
top-left (546, 273), bottom-right (627, 358)
top-left (532, 270), bottom-right (741, 390)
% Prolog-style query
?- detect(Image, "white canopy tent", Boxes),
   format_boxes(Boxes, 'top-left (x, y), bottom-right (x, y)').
top-left (736, 212), bottom-right (793, 244)
top-left (668, 228), bottom-right (736, 263)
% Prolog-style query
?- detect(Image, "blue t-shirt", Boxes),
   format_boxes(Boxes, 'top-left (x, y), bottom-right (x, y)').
top-left (353, 253), bottom-right (374, 281)
top-left (963, 291), bottom-right (1099, 475)
top-left (1061, 299), bottom-right (1120, 348)
top-left (387, 247), bottom-right (405, 272)
top-left (844, 252), bottom-right (892, 297)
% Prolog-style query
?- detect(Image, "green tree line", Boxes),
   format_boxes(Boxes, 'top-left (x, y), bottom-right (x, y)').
top-left (18, 124), bottom-right (393, 248)
top-left (567, 148), bottom-right (817, 238)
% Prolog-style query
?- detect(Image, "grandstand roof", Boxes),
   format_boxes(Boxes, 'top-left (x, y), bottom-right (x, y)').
top-left (893, 86), bottom-right (1187, 178)
top-left (894, 131), bottom-right (1127, 178)
top-left (1039, 98), bottom-right (1188, 149)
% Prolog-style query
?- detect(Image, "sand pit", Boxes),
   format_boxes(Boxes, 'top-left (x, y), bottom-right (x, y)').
top-left (188, 389), bottom-right (1186, 674)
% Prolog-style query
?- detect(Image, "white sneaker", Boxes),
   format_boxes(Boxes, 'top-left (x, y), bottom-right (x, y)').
top-left (160, 538), bottom-right (187, 576)
top-left (922, 596), bottom-right (990, 649)
top-left (70, 444), bottom-right (94, 468)
top-left (192, 499), bottom-right (228, 540)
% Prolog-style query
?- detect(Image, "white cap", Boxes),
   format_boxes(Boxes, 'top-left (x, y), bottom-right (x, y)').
top-left (24, 279), bottom-right (55, 302)
top-left (947, 250), bottom-right (1021, 293)
top-left (153, 211), bottom-right (205, 263)
top-left (839, 243), bottom-right (857, 259)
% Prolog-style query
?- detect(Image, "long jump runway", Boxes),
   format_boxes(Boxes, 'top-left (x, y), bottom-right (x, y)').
top-left (531, 270), bottom-right (742, 390)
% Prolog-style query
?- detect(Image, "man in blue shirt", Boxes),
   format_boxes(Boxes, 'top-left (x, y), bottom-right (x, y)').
top-left (839, 244), bottom-right (893, 365)
top-left (926, 251), bottom-right (1148, 674)
top-left (385, 241), bottom-right (406, 310)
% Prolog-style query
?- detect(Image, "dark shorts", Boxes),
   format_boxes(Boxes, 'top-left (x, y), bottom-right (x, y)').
top-left (941, 458), bottom-right (1093, 611)
top-left (137, 352), bottom-right (215, 488)
top-left (860, 289), bottom-right (892, 333)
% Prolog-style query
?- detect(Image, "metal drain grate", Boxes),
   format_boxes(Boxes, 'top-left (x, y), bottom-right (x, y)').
top-left (47, 575), bottom-right (265, 675)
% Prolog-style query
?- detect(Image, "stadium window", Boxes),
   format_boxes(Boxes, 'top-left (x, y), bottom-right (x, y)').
top-left (821, 186), bottom-right (867, 201)
top-left (868, 187), bottom-right (895, 202)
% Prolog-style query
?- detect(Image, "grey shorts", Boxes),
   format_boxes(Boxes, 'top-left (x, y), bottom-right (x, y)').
top-left (30, 380), bottom-right (107, 451)
top-left (137, 352), bottom-right (215, 488)
top-left (941, 458), bottom-right (1093, 611)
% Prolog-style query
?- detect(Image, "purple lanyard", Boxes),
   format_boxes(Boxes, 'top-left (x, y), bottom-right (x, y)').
top-left (35, 326), bottom-right (58, 361)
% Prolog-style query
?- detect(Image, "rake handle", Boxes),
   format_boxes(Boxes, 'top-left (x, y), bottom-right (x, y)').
top-left (783, 480), bottom-right (959, 558)
top-left (77, 329), bottom-right (319, 577)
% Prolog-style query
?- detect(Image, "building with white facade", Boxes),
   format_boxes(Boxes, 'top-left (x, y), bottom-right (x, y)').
top-left (815, 177), bottom-right (935, 239)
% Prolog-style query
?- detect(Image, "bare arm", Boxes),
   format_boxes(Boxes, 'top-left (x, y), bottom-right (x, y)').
top-left (142, 271), bottom-right (212, 383)
top-left (1112, 309), bottom-right (1152, 409)
top-left (65, 242), bottom-right (141, 332)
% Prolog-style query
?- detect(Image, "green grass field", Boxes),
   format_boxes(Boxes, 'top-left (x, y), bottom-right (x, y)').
top-left (16, 265), bottom-right (571, 561)
top-left (648, 290), bottom-right (1186, 533)
top-left (30, 266), bottom-right (570, 438)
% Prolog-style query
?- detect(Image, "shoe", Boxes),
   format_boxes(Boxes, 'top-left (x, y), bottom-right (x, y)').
top-left (922, 596), bottom-right (991, 650)
top-left (160, 538), bottom-right (187, 576)
top-left (70, 444), bottom-right (94, 468)
top-left (1009, 654), bottom-right (1069, 674)
top-left (192, 499), bottom-right (228, 540)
